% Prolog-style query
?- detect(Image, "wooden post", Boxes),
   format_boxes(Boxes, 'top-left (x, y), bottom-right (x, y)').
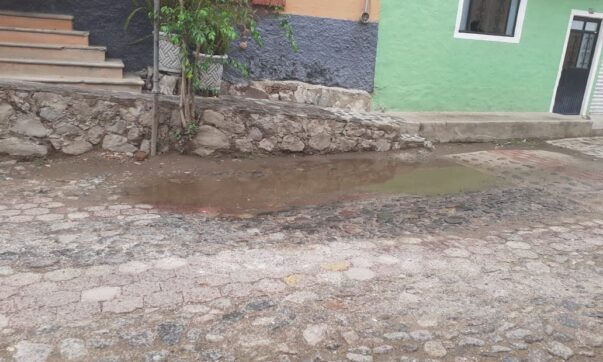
top-left (150, 0), bottom-right (160, 157)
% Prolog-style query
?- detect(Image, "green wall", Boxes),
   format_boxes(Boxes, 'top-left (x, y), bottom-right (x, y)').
top-left (373, 0), bottom-right (603, 112)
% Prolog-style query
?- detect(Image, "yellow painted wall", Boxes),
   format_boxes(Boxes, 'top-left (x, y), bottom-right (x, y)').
top-left (283, 0), bottom-right (380, 22)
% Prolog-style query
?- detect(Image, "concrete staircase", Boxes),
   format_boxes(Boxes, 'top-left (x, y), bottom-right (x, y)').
top-left (0, 10), bottom-right (143, 92)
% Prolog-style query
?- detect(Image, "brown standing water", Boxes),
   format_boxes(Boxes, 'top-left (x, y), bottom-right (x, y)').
top-left (124, 156), bottom-right (500, 215)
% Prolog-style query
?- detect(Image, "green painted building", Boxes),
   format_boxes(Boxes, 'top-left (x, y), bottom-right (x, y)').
top-left (373, 0), bottom-right (603, 116)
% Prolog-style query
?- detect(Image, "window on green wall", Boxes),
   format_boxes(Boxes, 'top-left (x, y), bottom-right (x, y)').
top-left (455, 0), bottom-right (527, 43)
top-left (460, 0), bottom-right (521, 37)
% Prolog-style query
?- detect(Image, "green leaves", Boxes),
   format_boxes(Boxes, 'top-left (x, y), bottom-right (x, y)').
top-left (155, 1), bottom-right (298, 125)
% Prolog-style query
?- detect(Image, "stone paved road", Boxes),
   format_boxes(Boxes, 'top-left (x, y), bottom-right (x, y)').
top-left (0, 141), bottom-right (602, 362)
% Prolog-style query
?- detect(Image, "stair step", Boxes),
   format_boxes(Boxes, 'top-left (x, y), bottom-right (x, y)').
top-left (0, 27), bottom-right (88, 46)
top-left (0, 42), bottom-right (106, 62)
top-left (0, 10), bottom-right (73, 31)
top-left (0, 58), bottom-right (123, 79)
top-left (2, 75), bottom-right (144, 93)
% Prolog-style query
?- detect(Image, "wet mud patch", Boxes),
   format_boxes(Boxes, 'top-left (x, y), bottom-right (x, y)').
top-left (124, 157), bottom-right (500, 215)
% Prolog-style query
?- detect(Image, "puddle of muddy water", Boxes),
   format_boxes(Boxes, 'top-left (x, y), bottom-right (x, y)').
top-left (123, 157), bottom-right (499, 215)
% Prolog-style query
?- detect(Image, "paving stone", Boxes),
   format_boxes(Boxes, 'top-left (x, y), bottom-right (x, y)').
top-left (557, 314), bottom-right (579, 329)
top-left (444, 247), bottom-right (471, 257)
top-left (254, 279), bottom-right (287, 293)
top-left (145, 290), bottom-right (183, 307)
top-left (59, 338), bottom-right (87, 360)
top-left (342, 330), bottom-right (360, 345)
top-left (384, 332), bottom-right (410, 341)
top-left (526, 261), bottom-right (550, 273)
top-left (491, 345), bottom-right (512, 353)
top-left (506, 241), bottom-right (532, 250)
top-left (547, 341), bottom-right (574, 360)
top-left (505, 328), bottom-right (533, 340)
top-left (23, 208), bottom-right (49, 216)
top-left (118, 261), bottom-right (150, 274)
top-left (103, 296), bottom-right (143, 314)
top-left (181, 304), bottom-right (211, 314)
top-left (81, 286), bottom-right (121, 302)
top-left (284, 291), bottom-right (319, 304)
top-left (424, 341), bottom-right (447, 357)
top-left (346, 353), bottom-right (373, 362)
top-left (86, 337), bottom-right (116, 350)
top-left (67, 212), bottom-right (89, 220)
top-left (144, 350), bottom-right (169, 362)
top-left (45, 291), bottom-right (80, 307)
top-left (320, 261), bottom-right (351, 271)
top-left (372, 345), bottom-right (393, 354)
top-left (119, 330), bottom-right (156, 347)
top-left (0, 266), bottom-right (14, 276)
top-left (575, 330), bottom-right (603, 347)
top-left (153, 257), bottom-right (188, 270)
top-left (252, 316), bottom-right (276, 326)
top-left (157, 321), bottom-right (184, 345)
top-left (44, 268), bottom-right (81, 282)
top-left (344, 268), bottom-right (376, 281)
top-left (0, 314), bottom-right (8, 329)
top-left (13, 341), bottom-right (53, 362)
top-left (410, 330), bottom-right (433, 342)
top-left (417, 316), bottom-right (439, 328)
top-left (527, 349), bottom-right (553, 362)
top-left (24, 256), bottom-right (59, 269)
top-left (303, 324), bottom-right (328, 346)
top-left (4, 273), bottom-right (41, 287)
top-left (459, 336), bottom-right (486, 347)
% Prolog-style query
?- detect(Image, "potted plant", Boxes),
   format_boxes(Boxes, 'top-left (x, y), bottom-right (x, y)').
top-left (195, 30), bottom-right (231, 96)
top-left (160, 0), bottom-right (296, 127)
top-left (159, 31), bottom-right (182, 74)
top-left (126, 0), bottom-right (181, 74)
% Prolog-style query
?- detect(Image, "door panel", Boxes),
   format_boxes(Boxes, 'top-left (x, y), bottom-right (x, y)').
top-left (554, 17), bottom-right (601, 115)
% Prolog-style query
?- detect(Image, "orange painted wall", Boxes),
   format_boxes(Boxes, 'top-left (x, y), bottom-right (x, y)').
top-left (283, 0), bottom-right (380, 22)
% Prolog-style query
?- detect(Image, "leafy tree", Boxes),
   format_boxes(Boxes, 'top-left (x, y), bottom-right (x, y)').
top-left (130, 0), bottom-right (296, 128)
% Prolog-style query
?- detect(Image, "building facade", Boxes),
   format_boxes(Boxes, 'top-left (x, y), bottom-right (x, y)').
top-left (4, 0), bottom-right (602, 117)
top-left (373, 0), bottom-right (603, 116)
top-left (0, 0), bottom-right (381, 92)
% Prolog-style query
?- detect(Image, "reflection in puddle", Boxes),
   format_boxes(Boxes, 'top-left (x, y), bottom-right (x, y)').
top-left (124, 157), bottom-right (499, 215)
top-left (363, 166), bottom-right (497, 196)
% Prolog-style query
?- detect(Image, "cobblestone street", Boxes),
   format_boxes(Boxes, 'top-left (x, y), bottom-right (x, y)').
top-left (0, 139), bottom-right (602, 362)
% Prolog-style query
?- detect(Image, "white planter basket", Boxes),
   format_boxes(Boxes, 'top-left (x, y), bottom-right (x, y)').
top-left (196, 53), bottom-right (228, 94)
top-left (159, 32), bottom-right (181, 74)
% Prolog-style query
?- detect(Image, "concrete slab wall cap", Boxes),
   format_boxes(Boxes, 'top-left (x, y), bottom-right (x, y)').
top-left (393, 112), bottom-right (595, 143)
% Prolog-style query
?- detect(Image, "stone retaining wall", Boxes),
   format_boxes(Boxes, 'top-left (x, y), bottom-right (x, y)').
top-left (0, 81), bottom-right (425, 159)
top-left (222, 80), bottom-right (372, 112)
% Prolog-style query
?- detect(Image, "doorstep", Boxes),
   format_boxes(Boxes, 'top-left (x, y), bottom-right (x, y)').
top-left (390, 112), bottom-right (595, 143)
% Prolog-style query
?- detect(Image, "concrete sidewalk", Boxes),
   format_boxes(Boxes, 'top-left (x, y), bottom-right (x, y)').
top-left (391, 112), bottom-right (603, 143)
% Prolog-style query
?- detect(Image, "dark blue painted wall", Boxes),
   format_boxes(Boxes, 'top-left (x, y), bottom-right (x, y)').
top-left (0, 1), bottom-right (378, 91)
top-left (226, 15), bottom-right (378, 92)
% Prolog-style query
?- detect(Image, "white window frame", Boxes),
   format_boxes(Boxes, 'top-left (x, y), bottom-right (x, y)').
top-left (550, 9), bottom-right (603, 117)
top-left (454, 0), bottom-right (529, 44)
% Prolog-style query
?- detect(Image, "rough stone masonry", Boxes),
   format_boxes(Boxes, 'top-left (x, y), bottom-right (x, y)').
top-left (0, 81), bottom-right (425, 159)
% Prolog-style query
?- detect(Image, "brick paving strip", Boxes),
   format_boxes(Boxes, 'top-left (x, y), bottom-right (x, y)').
top-left (547, 137), bottom-right (603, 159)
